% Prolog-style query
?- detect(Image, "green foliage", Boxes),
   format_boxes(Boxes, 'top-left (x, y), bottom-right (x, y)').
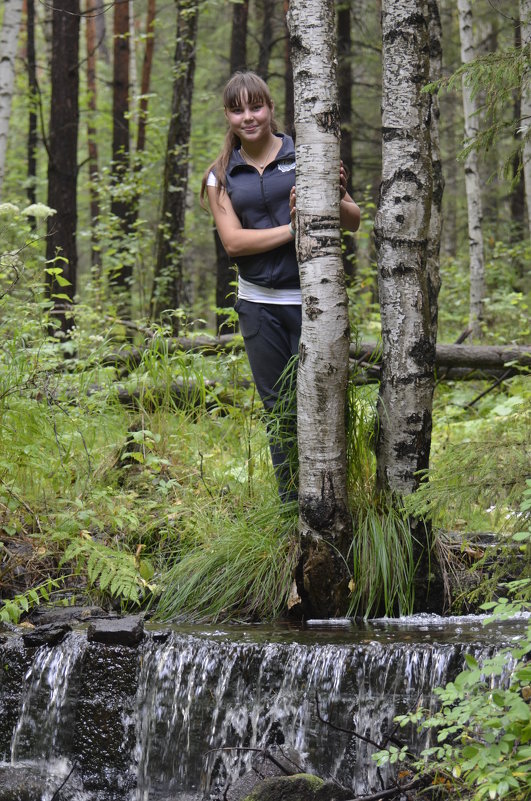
top-left (61, 532), bottom-right (154, 607)
top-left (0, 577), bottom-right (64, 624)
top-left (373, 495), bottom-right (531, 801)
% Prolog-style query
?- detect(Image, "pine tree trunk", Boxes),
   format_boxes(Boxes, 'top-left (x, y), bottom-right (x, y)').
top-left (230, 0), bottom-right (248, 72)
top-left (457, 0), bottom-right (485, 338)
top-left (288, 0), bottom-right (351, 618)
top-left (26, 0), bottom-right (38, 213)
top-left (136, 0), bottom-right (156, 155)
top-left (45, 0), bottom-right (80, 335)
top-left (215, 0), bottom-right (249, 334)
top-left (257, 0), bottom-right (275, 80)
top-left (521, 0), bottom-right (531, 236)
top-left (510, 14), bottom-right (526, 246)
top-left (110, 0), bottom-right (134, 306)
top-left (151, 0), bottom-right (199, 327)
top-left (85, 6), bottom-right (102, 275)
top-left (374, 1), bottom-right (434, 504)
top-left (0, 0), bottom-right (23, 198)
top-left (427, 0), bottom-right (443, 341)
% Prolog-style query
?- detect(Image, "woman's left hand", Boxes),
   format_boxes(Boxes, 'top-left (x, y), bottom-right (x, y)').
top-left (340, 161), bottom-right (348, 199)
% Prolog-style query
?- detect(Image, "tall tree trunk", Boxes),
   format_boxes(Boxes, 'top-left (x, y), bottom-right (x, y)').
top-left (46, 0), bottom-right (80, 336)
top-left (427, 0), bottom-right (443, 341)
top-left (288, 0), bottom-right (351, 618)
top-left (26, 0), bottom-right (38, 212)
top-left (151, 0), bottom-right (199, 327)
top-left (457, 0), bottom-right (485, 339)
top-left (85, 5), bottom-right (102, 275)
top-left (215, 0), bottom-right (249, 334)
top-left (230, 0), bottom-right (248, 72)
top-left (337, 0), bottom-right (356, 279)
top-left (257, 0), bottom-right (275, 79)
top-left (374, 2), bottom-right (434, 511)
top-left (521, 0), bottom-right (531, 236)
top-left (510, 14), bottom-right (525, 244)
top-left (136, 0), bottom-right (156, 155)
top-left (110, 0), bottom-right (134, 304)
top-left (283, 0), bottom-right (295, 139)
top-left (0, 0), bottom-right (23, 199)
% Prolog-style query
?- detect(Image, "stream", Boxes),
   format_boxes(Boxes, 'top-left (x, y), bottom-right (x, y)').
top-left (0, 613), bottom-right (526, 801)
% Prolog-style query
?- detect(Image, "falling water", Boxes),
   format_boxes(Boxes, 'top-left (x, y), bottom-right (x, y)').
top-left (0, 614), bottom-right (525, 801)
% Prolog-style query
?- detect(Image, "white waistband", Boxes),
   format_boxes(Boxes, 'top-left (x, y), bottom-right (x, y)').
top-left (238, 275), bottom-right (302, 305)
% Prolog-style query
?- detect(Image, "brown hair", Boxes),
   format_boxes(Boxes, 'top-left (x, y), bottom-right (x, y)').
top-left (200, 71), bottom-right (278, 207)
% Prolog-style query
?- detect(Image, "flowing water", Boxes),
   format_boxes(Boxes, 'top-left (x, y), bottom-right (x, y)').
top-left (0, 614), bottom-right (526, 801)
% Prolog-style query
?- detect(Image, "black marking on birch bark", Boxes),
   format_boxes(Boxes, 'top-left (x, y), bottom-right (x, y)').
top-left (375, 234), bottom-right (429, 251)
top-left (315, 104), bottom-right (340, 137)
top-left (382, 128), bottom-right (421, 143)
top-left (380, 168), bottom-right (425, 192)
top-left (409, 337), bottom-right (436, 367)
top-left (300, 471), bottom-right (336, 530)
top-left (299, 341), bottom-right (306, 365)
top-left (304, 295), bottom-right (322, 320)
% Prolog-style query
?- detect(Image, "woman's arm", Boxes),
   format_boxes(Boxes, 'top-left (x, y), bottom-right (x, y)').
top-left (207, 185), bottom-right (293, 258)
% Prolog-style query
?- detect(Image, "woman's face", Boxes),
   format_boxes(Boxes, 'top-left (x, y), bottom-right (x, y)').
top-left (225, 93), bottom-right (273, 146)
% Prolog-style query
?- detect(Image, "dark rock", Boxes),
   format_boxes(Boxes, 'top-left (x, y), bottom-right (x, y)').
top-left (28, 604), bottom-right (109, 626)
top-left (21, 622), bottom-right (72, 648)
top-left (315, 782), bottom-right (355, 801)
top-left (0, 766), bottom-right (43, 801)
top-left (241, 773), bottom-right (326, 801)
top-left (87, 614), bottom-right (144, 646)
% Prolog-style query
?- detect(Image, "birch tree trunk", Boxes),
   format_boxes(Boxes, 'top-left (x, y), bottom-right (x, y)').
top-left (427, 0), bottom-right (443, 341)
top-left (457, 0), bottom-right (485, 338)
top-left (26, 0), bottom-right (38, 214)
top-left (0, 0), bottom-right (23, 199)
top-left (374, 2), bottom-right (434, 505)
top-left (521, 0), bottom-right (531, 236)
top-left (288, 0), bottom-right (351, 618)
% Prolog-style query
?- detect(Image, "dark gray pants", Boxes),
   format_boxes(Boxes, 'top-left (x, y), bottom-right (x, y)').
top-left (235, 299), bottom-right (301, 500)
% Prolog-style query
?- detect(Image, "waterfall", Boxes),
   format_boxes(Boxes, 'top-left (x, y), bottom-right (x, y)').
top-left (0, 615), bottom-right (524, 801)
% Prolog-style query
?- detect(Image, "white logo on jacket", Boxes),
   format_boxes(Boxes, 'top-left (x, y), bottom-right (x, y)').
top-left (277, 161), bottom-right (296, 173)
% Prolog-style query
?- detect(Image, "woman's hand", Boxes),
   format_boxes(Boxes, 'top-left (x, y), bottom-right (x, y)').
top-left (289, 186), bottom-right (297, 230)
top-left (340, 161), bottom-right (348, 199)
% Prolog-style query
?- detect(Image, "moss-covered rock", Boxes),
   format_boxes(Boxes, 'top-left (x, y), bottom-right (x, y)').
top-left (242, 772), bottom-right (351, 801)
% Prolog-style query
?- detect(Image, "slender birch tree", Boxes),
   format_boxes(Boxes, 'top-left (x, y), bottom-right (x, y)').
top-left (0, 0), bottom-right (23, 199)
top-left (288, 0), bottom-right (351, 618)
top-left (521, 0), bottom-right (531, 236)
top-left (374, 2), bottom-right (434, 513)
top-left (457, 0), bottom-right (485, 338)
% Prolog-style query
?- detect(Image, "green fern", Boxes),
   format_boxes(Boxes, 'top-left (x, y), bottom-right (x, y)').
top-left (62, 533), bottom-right (155, 607)
top-left (0, 577), bottom-right (64, 624)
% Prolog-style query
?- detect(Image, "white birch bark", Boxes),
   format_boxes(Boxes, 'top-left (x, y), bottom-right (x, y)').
top-left (0, 0), bottom-right (23, 199)
top-left (521, 0), bottom-right (531, 235)
top-left (427, 0), bottom-right (443, 340)
top-left (374, 0), bottom-right (434, 498)
top-left (287, 0), bottom-right (351, 617)
top-left (457, 0), bottom-right (485, 338)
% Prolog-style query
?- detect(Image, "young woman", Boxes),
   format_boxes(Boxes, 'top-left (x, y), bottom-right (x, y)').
top-left (201, 71), bottom-right (360, 500)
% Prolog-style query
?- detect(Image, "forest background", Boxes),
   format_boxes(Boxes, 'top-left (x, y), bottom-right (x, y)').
top-left (0, 0), bottom-right (529, 625)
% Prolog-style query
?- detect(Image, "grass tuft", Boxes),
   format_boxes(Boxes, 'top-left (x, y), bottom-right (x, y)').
top-left (153, 495), bottom-right (300, 622)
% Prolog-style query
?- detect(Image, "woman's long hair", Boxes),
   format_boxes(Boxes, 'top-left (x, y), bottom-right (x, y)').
top-left (200, 71), bottom-right (279, 207)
